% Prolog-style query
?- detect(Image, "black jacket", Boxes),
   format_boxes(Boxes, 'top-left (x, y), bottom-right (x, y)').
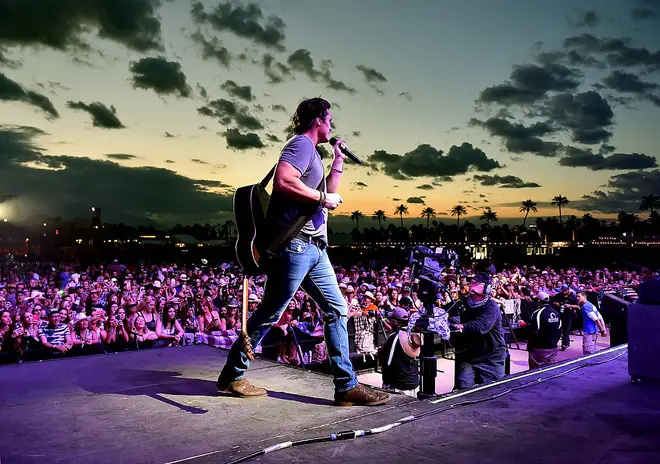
top-left (455, 297), bottom-right (507, 362)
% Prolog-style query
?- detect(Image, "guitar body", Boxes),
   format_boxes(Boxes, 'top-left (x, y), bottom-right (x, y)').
top-left (233, 183), bottom-right (270, 276)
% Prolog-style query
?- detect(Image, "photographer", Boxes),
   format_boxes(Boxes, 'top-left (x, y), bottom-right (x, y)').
top-left (380, 307), bottom-right (420, 397)
top-left (453, 273), bottom-right (507, 390)
top-left (551, 284), bottom-right (579, 351)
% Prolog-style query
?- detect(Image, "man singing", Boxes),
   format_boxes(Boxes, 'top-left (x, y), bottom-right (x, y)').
top-left (217, 97), bottom-right (389, 407)
top-left (453, 272), bottom-right (507, 390)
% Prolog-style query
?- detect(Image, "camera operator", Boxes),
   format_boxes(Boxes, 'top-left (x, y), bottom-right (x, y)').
top-left (551, 284), bottom-right (579, 351)
top-left (527, 291), bottom-right (562, 369)
top-left (452, 272), bottom-right (507, 390)
top-left (380, 307), bottom-right (420, 397)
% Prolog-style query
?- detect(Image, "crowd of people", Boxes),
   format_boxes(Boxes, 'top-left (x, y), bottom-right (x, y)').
top-left (0, 256), bottom-right (652, 367)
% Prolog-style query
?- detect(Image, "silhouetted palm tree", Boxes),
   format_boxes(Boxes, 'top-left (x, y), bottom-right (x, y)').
top-left (372, 210), bottom-right (387, 228)
top-left (421, 207), bottom-right (436, 228)
top-left (640, 193), bottom-right (660, 215)
top-left (450, 205), bottom-right (467, 227)
top-left (350, 210), bottom-right (364, 231)
top-left (519, 199), bottom-right (538, 227)
top-left (480, 207), bottom-right (498, 225)
top-left (551, 195), bottom-right (569, 223)
top-left (394, 204), bottom-right (409, 228)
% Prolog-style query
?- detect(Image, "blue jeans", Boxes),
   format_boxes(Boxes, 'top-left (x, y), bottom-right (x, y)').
top-left (219, 237), bottom-right (358, 392)
top-left (454, 349), bottom-right (507, 390)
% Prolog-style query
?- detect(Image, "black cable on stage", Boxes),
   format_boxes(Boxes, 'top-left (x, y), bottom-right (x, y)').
top-left (222, 350), bottom-right (627, 464)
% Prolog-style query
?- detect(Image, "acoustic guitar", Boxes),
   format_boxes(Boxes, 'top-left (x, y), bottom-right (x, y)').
top-left (233, 181), bottom-right (270, 276)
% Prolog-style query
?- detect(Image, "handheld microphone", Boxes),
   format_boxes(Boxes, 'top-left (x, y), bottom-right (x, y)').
top-left (329, 137), bottom-right (363, 164)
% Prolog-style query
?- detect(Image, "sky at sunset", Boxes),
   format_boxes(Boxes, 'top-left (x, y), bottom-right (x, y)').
top-left (1, 0), bottom-right (659, 230)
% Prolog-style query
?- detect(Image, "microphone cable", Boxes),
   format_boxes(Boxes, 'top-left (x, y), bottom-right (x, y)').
top-left (222, 347), bottom-right (627, 464)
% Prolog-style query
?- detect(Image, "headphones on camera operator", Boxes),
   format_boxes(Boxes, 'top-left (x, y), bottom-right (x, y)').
top-left (471, 272), bottom-right (493, 297)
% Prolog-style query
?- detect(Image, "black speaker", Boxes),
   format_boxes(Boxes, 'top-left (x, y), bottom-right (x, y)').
top-left (600, 294), bottom-right (630, 346)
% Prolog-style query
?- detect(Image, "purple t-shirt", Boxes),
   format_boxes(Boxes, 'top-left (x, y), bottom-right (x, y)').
top-left (266, 135), bottom-right (328, 244)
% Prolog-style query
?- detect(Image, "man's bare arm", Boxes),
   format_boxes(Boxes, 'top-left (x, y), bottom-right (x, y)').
top-left (274, 161), bottom-right (322, 203)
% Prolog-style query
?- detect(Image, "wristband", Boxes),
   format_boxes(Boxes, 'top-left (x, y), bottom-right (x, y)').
top-left (319, 191), bottom-right (326, 205)
top-left (331, 166), bottom-right (343, 173)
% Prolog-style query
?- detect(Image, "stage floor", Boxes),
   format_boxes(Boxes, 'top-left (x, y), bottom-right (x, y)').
top-left (1, 344), bottom-right (658, 464)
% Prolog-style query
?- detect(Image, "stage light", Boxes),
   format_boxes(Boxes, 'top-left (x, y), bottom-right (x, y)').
top-left (91, 207), bottom-right (96, 212)
top-left (2, 218), bottom-right (6, 222)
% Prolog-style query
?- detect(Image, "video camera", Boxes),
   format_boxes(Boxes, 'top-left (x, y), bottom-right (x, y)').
top-left (408, 245), bottom-right (459, 309)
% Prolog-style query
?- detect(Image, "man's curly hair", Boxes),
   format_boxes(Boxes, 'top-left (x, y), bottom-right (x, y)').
top-left (291, 97), bottom-right (331, 134)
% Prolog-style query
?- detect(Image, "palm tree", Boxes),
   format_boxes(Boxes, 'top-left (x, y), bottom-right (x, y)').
top-left (450, 204), bottom-right (467, 227)
top-left (421, 207), bottom-right (436, 228)
top-left (640, 193), bottom-right (660, 215)
top-left (350, 210), bottom-right (364, 231)
top-left (519, 199), bottom-right (538, 227)
top-left (394, 204), bottom-right (409, 228)
top-left (551, 195), bottom-right (570, 223)
top-left (372, 209), bottom-right (387, 229)
top-left (480, 207), bottom-right (498, 225)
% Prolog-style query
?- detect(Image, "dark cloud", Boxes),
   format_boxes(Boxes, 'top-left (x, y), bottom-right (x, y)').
top-left (191, 159), bottom-right (208, 165)
top-left (165, 159), bottom-right (175, 164)
top-left (66, 101), bottom-right (124, 129)
top-left (194, 179), bottom-right (231, 190)
top-left (368, 142), bottom-right (501, 181)
top-left (601, 70), bottom-right (659, 94)
top-left (568, 10), bottom-right (600, 28)
top-left (351, 131), bottom-right (361, 137)
top-left (541, 91), bottom-right (614, 144)
top-left (355, 65), bottom-right (387, 83)
top-left (473, 174), bottom-right (541, 188)
top-left (0, 73), bottom-right (58, 118)
top-left (105, 154), bottom-right (136, 161)
top-left (352, 181), bottom-right (368, 190)
top-left (221, 79), bottom-right (254, 101)
top-left (265, 133), bottom-right (281, 143)
top-left (392, 197), bottom-right (401, 201)
top-left (0, 0), bottom-right (164, 54)
top-left (416, 184), bottom-right (434, 190)
top-left (286, 49), bottom-right (356, 94)
top-left (0, 125), bottom-right (232, 225)
top-left (469, 117), bottom-right (561, 157)
top-left (407, 197), bottom-right (425, 204)
top-left (478, 63), bottom-right (581, 106)
top-left (399, 92), bottom-right (412, 102)
top-left (197, 98), bottom-right (263, 131)
top-left (197, 83), bottom-right (208, 100)
top-left (563, 34), bottom-right (660, 70)
top-left (598, 70), bottom-right (660, 106)
top-left (191, 1), bottom-right (286, 51)
top-left (260, 54), bottom-right (292, 84)
top-left (191, 32), bottom-right (232, 68)
top-left (535, 49), bottom-right (605, 70)
top-left (130, 57), bottom-right (191, 97)
top-left (559, 146), bottom-right (657, 170)
top-left (164, 132), bottom-right (176, 138)
top-left (575, 170), bottom-right (660, 213)
top-left (271, 104), bottom-right (287, 113)
top-left (632, 8), bottom-right (658, 21)
top-left (223, 128), bottom-right (264, 150)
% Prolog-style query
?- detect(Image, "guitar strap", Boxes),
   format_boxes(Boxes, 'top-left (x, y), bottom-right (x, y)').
top-left (259, 163), bottom-right (325, 258)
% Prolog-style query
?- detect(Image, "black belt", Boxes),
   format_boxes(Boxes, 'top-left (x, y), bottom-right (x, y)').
top-left (294, 232), bottom-right (326, 249)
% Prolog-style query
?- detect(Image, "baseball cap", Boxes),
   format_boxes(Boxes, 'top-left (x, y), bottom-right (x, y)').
top-left (536, 291), bottom-right (550, 301)
top-left (387, 307), bottom-right (409, 321)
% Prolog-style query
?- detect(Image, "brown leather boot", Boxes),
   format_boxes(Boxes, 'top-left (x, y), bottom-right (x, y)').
top-left (216, 378), bottom-right (267, 397)
top-left (334, 384), bottom-right (390, 406)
